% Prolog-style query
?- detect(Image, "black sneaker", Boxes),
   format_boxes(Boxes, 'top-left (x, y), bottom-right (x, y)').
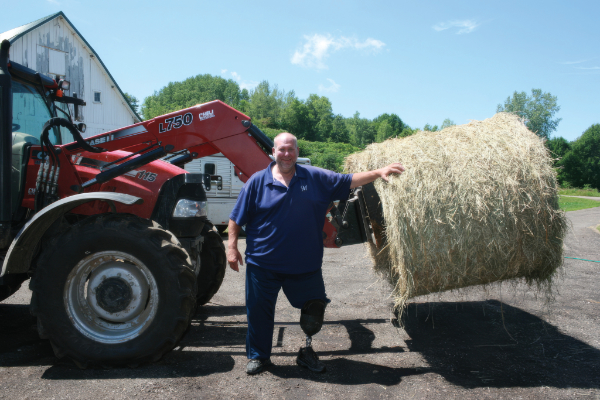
top-left (296, 347), bottom-right (326, 373)
top-left (246, 358), bottom-right (272, 375)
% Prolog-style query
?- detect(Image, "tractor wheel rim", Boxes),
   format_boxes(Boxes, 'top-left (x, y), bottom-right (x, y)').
top-left (64, 251), bottom-right (159, 344)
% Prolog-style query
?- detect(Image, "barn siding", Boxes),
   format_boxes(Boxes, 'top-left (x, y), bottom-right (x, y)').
top-left (7, 15), bottom-right (138, 139)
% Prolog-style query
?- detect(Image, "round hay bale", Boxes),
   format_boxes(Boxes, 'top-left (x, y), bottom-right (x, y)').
top-left (344, 113), bottom-right (568, 312)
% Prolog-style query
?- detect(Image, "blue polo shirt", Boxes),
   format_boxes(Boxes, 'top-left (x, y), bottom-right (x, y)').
top-left (230, 161), bottom-right (353, 274)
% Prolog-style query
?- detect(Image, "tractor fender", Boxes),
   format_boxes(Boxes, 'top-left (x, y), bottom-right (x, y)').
top-left (1, 193), bottom-right (143, 277)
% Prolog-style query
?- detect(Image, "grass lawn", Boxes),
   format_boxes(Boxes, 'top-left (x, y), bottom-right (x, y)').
top-left (558, 188), bottom-right (600, 197)
top-left (559, 195), bottom-right (600, 212)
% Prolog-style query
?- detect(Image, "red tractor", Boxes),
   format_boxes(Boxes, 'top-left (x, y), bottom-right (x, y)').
top-left (0, 40), bottom-right (382, 367)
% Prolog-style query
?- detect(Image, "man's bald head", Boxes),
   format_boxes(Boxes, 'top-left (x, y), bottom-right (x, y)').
top-left (274, 132), bottom-right (298, 150)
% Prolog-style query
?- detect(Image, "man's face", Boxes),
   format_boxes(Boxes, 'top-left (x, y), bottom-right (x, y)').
top-left (273, 134), bottom-right (299, 174)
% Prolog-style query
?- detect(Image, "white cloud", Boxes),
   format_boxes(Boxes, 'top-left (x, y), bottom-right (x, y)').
top-left (575, 66), bottom-right (600, 70)
top-left (221, 69), bottom-right (228, 74)
top-left (47, 0), bottom-right (60, 4)
top-left (433, 20), bottom-right (480, 34)
top-left (318, 78), bottom-right (341, 93)
top-left (227, 71), bottom-right (258, 91)
top-left (560, 60), bottom-right (587, 65)
top-left (239, 81), bottom-right (259, 91)
top-left (291, 34), bottom-right (385, 69)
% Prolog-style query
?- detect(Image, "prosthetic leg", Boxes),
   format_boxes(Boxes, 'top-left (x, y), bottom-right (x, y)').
top-left (296, 299), bottom-right (327, 372)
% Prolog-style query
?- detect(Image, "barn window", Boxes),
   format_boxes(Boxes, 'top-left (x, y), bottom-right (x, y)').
top-left (48, 49), bottom-right (66, 76)
top-left (94, 92), bottom-right (101, 103)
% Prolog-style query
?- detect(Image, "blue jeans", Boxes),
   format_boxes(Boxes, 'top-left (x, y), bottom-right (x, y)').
top-left (245, 263), bottom-right (328, 360)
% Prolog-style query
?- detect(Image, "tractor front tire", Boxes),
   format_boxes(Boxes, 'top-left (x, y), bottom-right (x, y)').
top-left (30, 214), bottom-right (196, 368)
top-left (196, 226), bottom-right (227, 306)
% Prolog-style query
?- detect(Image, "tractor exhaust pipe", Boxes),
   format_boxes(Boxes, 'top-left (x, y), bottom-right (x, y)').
top-left (0, 40), bottom-right (12, 249)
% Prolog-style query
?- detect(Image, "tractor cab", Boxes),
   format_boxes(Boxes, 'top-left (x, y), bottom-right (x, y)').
top-left (8, 62), bottom-right (85, 218)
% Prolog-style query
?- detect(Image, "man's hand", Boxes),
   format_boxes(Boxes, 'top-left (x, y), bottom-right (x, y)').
top-left (379, 162), bottom-right (405, 182)
top-left (227, 247), bottom-right (244, 272)
top-left (350, 162), bottom-right (406, 189)
top-left (227, 218), bottom-right (244, 272)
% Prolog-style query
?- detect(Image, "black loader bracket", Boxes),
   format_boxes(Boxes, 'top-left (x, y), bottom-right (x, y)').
top-left (203, 175), bottom-right (222, 191)
top-left (330, 182), bottom-right (386, 249)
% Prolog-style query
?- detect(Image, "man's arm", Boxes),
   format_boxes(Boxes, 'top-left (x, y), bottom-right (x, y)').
top-left (350, 162), bottom-right (405, 189)
top-left (227, 219), bottom-right (244, 272)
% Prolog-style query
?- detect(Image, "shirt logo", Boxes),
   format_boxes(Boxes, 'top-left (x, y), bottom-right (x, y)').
top-left (301, 185), bottom-right (307, 191)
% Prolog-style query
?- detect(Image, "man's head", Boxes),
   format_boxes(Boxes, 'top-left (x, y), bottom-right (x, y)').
top-left (273, 132), bottom-right (299, 175)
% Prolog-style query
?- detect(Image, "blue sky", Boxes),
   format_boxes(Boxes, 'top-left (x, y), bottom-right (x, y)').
top-left (2, 0), bottom-right (598, 141)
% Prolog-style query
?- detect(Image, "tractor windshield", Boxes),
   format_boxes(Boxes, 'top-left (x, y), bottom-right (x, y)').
top-left (12, 79), bottom-right (59, 145)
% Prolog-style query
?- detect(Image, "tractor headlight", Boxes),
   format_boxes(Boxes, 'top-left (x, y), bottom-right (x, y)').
top-left (172, 199), bottom-right (208, 218)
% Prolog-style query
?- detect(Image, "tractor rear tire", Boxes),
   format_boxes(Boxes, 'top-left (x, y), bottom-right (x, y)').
top-left (30, 214), bottom-right (196, 368)
top-left (196, 226), bottom-right (227, 306)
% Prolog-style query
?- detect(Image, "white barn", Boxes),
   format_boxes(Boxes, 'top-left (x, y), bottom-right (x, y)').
top-left (0, 11), bottom-right (141, 138)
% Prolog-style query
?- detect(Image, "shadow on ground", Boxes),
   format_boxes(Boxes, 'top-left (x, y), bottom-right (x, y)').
top-left (0, 303), bottom-right (236, 379)
top-left (3, 300), bottom-right (599, 389)
top-left (401, 300), bottom-right (600, 389)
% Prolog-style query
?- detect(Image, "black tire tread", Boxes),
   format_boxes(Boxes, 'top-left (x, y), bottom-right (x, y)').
top-left (196, 227), bottom-right (227, 306)
top-left (30, 213), bottom-right (196, 368)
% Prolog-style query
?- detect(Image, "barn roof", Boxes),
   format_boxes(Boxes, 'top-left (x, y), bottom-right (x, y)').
top-left (0, 11), bottom-right (142, 122)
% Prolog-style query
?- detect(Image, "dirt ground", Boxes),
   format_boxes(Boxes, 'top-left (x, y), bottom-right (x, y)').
top-left (1, 207), bottom-right (599, 399)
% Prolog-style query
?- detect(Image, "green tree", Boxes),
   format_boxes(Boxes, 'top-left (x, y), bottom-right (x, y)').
top-left (330, 114), bottom-right (350, 143)
top-left (440, 118), bottom-right (455, 130)
top-left (399, 126), bottom-right (417, 137)
top-left (559, 151), bottom-right (583, 188)
top-left (546, 137), bottom-right (572, 186)
top-left (281, 96), bottom-right (310, 139)
top-left (298, 140), bottom-right (360, 172)
top-left (305, 94), bottom-right (334, 141)
top-left (247, 81), bottom-right (286, 128)
top-left (240, 88), bottom-right (250, 101)
top-left (423, 123), bottom-right (438, 132)
top-left (562, 124), bottom-right (600, 189)
top-left (141, 74), bottom-right (241, 119)
top-left (546, 137), bottom-right (571, 159)
top-left (375, 120), bottom-right (393, 142)
top-left (373, 113), bottom-right (405, 141)
top-left (238, 88), bottom-right (251, 114)
top-left (123, 92), bottom-right (140, 114)
top-left (348, 112), bottom-right (376, 147)
top-left (497, 89), bottom-right (561, 139)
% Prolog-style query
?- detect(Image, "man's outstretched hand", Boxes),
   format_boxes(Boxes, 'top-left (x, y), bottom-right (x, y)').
top-left (379, 162), bottom-right (405, 182)
top-left (350, 162), bottom-right (406, 189)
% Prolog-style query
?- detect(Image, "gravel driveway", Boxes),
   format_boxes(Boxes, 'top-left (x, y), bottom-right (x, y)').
top-left (1, 207), bottom-right (599, 399)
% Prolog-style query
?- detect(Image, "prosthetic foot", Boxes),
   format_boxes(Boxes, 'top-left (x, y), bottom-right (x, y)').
top-left (296, 299), bottom-right (326, 373)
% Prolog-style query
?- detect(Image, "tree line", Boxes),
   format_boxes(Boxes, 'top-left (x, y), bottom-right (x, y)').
top-left (139, 77), bottom-right (421, 140)
top-left (127, 77), bottom-right (599, 188)
top-left (497, 89), bottom-right (600, 190)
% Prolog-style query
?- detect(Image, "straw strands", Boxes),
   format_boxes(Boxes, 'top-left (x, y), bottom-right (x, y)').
top-left (344, 113), bottom-right (568, 312)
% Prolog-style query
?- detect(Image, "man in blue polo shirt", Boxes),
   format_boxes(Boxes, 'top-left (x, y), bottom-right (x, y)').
top-left (228, 132), bottom-right (404, 375)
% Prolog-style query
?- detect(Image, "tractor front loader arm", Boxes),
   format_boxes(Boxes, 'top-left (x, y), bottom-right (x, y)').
top-left (62, 101), bottom-right (273, 184)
